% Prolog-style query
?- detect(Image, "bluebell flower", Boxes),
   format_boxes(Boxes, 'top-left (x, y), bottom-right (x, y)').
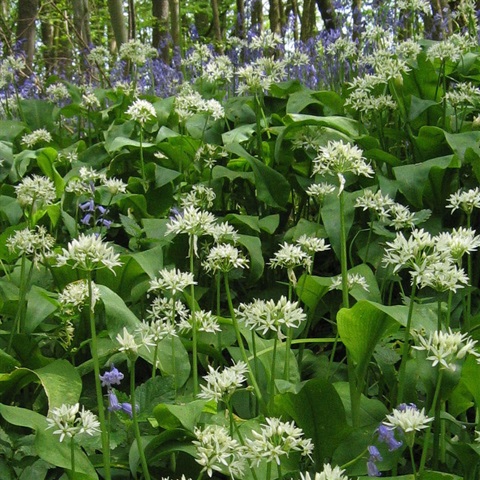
top-left (108, 390), bottom-right (121, 412)
top-left (99, 364), bottom-right (124, 387)
top-left (377, 424), bottom-right (403, 451)
top-left (367, 460), bottom-right (381, 477)
top-left (368, 445), bottom-right (383, 462)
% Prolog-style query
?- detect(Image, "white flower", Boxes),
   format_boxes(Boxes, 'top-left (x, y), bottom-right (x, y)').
top-left (103, 178), bottom-right (128, 195)
top-left (210, 222), bottom-right (239, 244)
top-left (46, 403), bottom-right (100, 442)
top-left (147, 297), bottom-right (189, 323)
top-left (236, 296), bottom-right (306, 339)
top-left (6, 226), bottom-right (55, 265)
top-left (56, 234), bottom-right (122, 273)
top-left (180, 184), bottom-right (216, 209)
top-left (383, 404), bottom-right (433, 433)
top-left (149, 268), bottom-right (196, 296)
top-left (81, 92), bottom-right (101, 109)
top-left (329, 273), bottom-right (370, 292)
top-left (300, 463), bottom-right (350, 480)
top-left (126, 99), bottom-right (157, 125)
top-left (119, 39), bottom-right (157, 65)
top-left (306, 182), bottom-right (336, 202)
top-left (436, 227), bottom-right (480, 261)
top-left (244, 417), bottom-right (313, 467)
top-left (21, 128), bottom-right (52, 148)
top-left (296, 235), bottom-right (330, 255)
top-left (15, 175), bottom-right (56, 209)
top-left (202, 243), bottom-right (249, 274)
top-left (116, 327), bottom-right (140, 355)
top-left (413, 328), bottom-right (480, 370)
top-left (198, 361), bottom-right (248, 402)
top-left (58, 279), bottom-right (100, 314)
top-left (193, 424), bottom-right (245, 478)
top-left (312, 141), bottom-right (373, 194)
top-left (46, 83), bottom-right (70, 102)
top-left (166, 206), bottom-right (217, 257)
top-left (447, 187), bottom-right (480, 214)
top-left (179, 309), bottom-right (220, 334)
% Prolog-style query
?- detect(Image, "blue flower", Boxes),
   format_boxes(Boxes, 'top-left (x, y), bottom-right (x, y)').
top-left (99, 364), bottom-right (124, 387)
top-left (377, 424), bottom-right (403, 451)
top-left (367, 460), bottom-right (381, 477)
top-left (368, 445), bottom-right (383, 462)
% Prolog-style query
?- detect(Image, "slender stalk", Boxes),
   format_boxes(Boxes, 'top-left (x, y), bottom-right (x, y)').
top-left (396, 282), bottom-right (417, 405)
top-left (87, 271), bottom-right (111, 480)
top-left (269, 334), bottom-right (278, 408)
top-left (224, 274), bottom-right (264, 406)
top-left (70, 436), bottom-right (76, 478)
top-left (190, 242), bottom-right (199, 396)
top-left (152, 344), bottom-right (159, 379)
top-left (339, 191), bottom-right (349, 309)
top-left (419, 368), bottom-right (444, 475)
top-left (130, 358), bottom-right (151, 480)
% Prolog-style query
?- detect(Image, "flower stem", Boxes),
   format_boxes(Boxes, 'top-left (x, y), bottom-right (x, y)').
top-left (87, 272), bottom-right (111, 480)
top-left (190, 243), bottom-right (199, 396)
top-left (224, 274), bottom-right (264, 407)
top-left (130, 358), bottom-right (151, 480)
top-left (397, 282), bottom-right (417, 405)
top-left (70, 436), bottom-right (76, 477)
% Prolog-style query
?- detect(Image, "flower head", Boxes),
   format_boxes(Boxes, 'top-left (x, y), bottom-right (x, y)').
top-left (447, 187), bottom-right (480, 214)
top-left (149, 268), bottom-right (197, 296)
top-left (99, 364), bottom-right (124, 388)
top-left (55, 234), bottom-right (122, 273)
top-left (21, 129), bottom-right (52, 148)
top-left (15, 175), bottom-right (56, 209)
top-left (126, 99), bottom-right (157, 125)
top-left (202, 243), bottom-right (249, 274)
top-left (198, 361), bottom-right (248, 402)
top-left (300, 463), bottom-right (350, 480)
top-left (46, 403), bottom-right (100, 442)
top-left (383, 404), bottom-right (433, 433)
top-left (312, 141), bottom-right (373, 194)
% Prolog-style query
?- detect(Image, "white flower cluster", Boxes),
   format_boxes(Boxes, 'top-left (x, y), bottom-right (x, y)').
top-left (15, 174), bottom-right (56, 209)
top-left (355, 189), bottom-right (429, 230)
top-left (383, 404), bottom-right (433, 433)
top-left (179, 309), bottom-right (220, 334)
top-left (126, 98), bottom-right (157, 125)
top-left (180, 184), bottom-right (216, 210)
top-left (329, 273), bottom-right (370, 292)
top-left (46, 82), bottom-right (70, 103)
top-left (21, 128), bottom-right (53, 148)
top-left (306, 182), bottom-right (336, 202)
top-left (198, 361), bottom-right (248, 402)
top-left (444, 82), bottom-right (480, 108)
top-left (6, 225), bottom-right (55, 269)
top-left (193, 424), bottom-right (245, 478)
top-left (397, 0), bottom-right (431, 14)
top-left (202, 243), bottom-right (249, 274)
top-left (56, 233), bottom-right (122, 273)
top-left (81, 91), bottom-right (101, 109)
top-left (149, 268), bottom-right (197, 296)
top-left (166, 205), bottom-right (217, 256)
top-left (46, 403), bottom-right (100, 443)
top-left (383, 228), bottom-right (477, 292)
top-left (413, 328), bottom-right (480, 371)
top-left (447, 187), bottom-right (480, 215)
top-left (236, 296), bottom-right (306, 339)
top-left (300, 463), bottom-right (350, 480)
top-left (174, 84), bottom-right (224, 121)
top-left (312, 141), bottom-right (374, 194)
top-left (237, 57), bottom-right (286, 95)
top-left (244, 417), bottom-right (314, 467)
top-left (119, 39), bottom-right (157, 65)
top-left (58, 279), bottom-right (100, 315)
top-left (0, 55), bottom-right (25, 88)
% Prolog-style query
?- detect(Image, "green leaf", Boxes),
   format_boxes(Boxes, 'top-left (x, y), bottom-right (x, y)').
top-left (0, 404), bottom-right (98, 479)
top-left (408, 95), bottom-right (438, 122)
top-left (18, 100), bottom-right (55, 131)
top-left (222, 124), bottom-right (256, 145)
top-left (274, 378), bottom-right (351, 466)
top-left (153, 399), bottom-right (208, 431)
top-left (337, 301), bottom-right (397, 386)
top-left (25, 286), bottom-right (58, 333)
top-left (227, 143), bottom-right (290, 209)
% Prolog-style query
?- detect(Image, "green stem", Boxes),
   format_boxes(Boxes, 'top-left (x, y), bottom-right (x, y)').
top-left (130, 358), bottom-right (151, 480)
top-left (466, 214), bottom-right (472, 331)
top-left (409, 444), bottom-right (417, 479)
top-left (339, 191), bottom-right (350, 309)
top-left (224, 274), bottom-right (264, 407)
top-left (152, 344), bottom-right (159, 379)
top-left (70, 436), bottom-right (76, 478)
top-left (139, 128), bottom-right (146, 190)
top-left (87, 272), bottom-right (111, 480)
top-left (190, 243), bottom-right (198, 396)
top-left (269, 334), bottom-right (278, 408)
top-left (396, 282), bottom-right (417, 405)
top-left (445, 290), bottom-right (453, 330)
top-left (419, 368), bottom-right (444, 475)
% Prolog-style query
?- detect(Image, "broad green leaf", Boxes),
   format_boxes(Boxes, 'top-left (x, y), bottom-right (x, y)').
top-left (18, 100), bottom-right (55, 131)
top-left (0, 120), bottom-right (26, 142)
top-left (408, 95), bottom-right (438, 122)
top-left (0, 404), bottom-right (97, 478)
top-left (227, 143), bottom-right (290, 209)
top-left (237, 234), bottom-right (265, 282)
top-left (393, 155), bottom-right (456, 208)
top-left (444, 131), bottom-right (480, 161)
top-left (337, 301), bottom-right (397, 386)
top-left (153, 399), bottom-right (208, 431)
top-left (285, 114), bottom-right (362, 137)
top-left (222, 123), bottom-right (256, 145)
top-left (296, 274), bottom-right (330, 311)
top-left (25, 286), bottom-right (58, 333)
top-left (274, 378), bottom-right (351, 466)
top-left (156, 336), bottom-right (191, 388)
top-left (0, 196), bottom-right (22, 226)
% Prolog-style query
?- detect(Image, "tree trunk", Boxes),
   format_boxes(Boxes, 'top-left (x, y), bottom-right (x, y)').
top-left (269, 0), bottom-right (282, 34)
top-left (16, 0), bottom-right (39, 69)
top-left (300, 0), bottom-right (316, 41)
top-left (235, 0), bottom-right (245, 39)
top-left (169, 0), bottom-right (181, 55)
top-left (211, 0), bottom-right (223, 52)
top-left (285, 0), bottom-right (299, 40)
top-left (128, 0), bottom-right (136, 40)
top-left (316, 0), bottom-right (337, 31)
top-left (152, 0), bottom-right (170, 61)
top-left (107, 0), bottom-right (128, 50)
top-left (251, 0), bottom-right (263, 32)
top-left (428, 0), bottom-right (452, 38)
top-left (351, 0), bottom-right (362, 42)
top-left (0, 0), bottom-right (11, 54)
top-left (72, 0), bottom-right (91, 47)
